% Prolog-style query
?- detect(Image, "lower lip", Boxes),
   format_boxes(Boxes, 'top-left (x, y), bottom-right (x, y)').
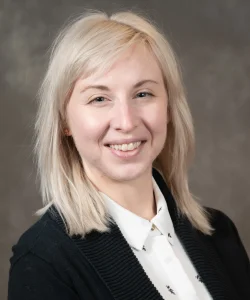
top-left (106, 142), bottom-right (145, 159)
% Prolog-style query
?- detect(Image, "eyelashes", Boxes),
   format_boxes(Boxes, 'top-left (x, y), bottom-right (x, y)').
top-left (90, 96), bottom-right (106, 103)
top-left (89, 91), bottom-right (154, 104)
top-left (136, 92), bottom-right (154, 98)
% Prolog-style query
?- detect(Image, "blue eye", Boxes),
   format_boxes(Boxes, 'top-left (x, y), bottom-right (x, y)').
top-left (136, 92), bottom-right (153, 98)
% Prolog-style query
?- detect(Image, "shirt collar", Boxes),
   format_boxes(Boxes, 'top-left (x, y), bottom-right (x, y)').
top-left (100, 177), bottom-right (175, 251)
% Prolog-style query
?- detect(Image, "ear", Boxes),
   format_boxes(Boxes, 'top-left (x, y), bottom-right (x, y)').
top-left (64, 128), bottom-right (71, 136)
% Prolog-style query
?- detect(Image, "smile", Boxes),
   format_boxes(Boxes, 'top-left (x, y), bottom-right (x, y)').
top-left (108, 141), bottom-right (141, 152)
top-left (105, 140), bottom-right (146, 159)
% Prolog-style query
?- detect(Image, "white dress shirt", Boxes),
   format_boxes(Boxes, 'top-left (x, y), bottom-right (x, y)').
top-left (101, 177), bottom-right (213, 300)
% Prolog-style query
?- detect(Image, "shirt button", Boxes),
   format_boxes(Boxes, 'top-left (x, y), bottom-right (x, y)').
top-left (151, 224), bottom-right (156, 231)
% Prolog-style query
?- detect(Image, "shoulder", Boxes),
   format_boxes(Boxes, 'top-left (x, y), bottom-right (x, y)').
top-left (204, 207), bottom-right (249, 266)
top-left (205, 207), bottom-right (241, 239)
top-left (8, 212), bottom-right (89, 299)
top-left (9, 211), bottom-right (73, 270)
top-left (203, 208), bottom-right (250, 294)
top-left (205, 207), bottom-right (246, 246)
top-left (206, 207), bottom-right (237, 234)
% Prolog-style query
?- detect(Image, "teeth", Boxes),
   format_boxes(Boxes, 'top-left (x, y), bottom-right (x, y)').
top-left (122, 144), bottom-right (128, 151)
top-left (109, 141), bottom-right (142, 151)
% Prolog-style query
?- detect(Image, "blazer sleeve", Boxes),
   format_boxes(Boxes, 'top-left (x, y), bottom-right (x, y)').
top-left (8, 252), bottom-right (80, 300)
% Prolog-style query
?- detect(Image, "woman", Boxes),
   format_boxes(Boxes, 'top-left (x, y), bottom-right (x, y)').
top-left (8, 10), bottom-right (249, 300)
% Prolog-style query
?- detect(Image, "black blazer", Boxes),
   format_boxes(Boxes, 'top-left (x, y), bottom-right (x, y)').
top-left (8, 169), bottom-right (250, 300)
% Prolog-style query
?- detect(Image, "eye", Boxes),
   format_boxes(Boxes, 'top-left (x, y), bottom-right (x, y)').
top-left (89, 96), bottom-right (106, 104)
top-left (136, 92), bottom-right (153, 98)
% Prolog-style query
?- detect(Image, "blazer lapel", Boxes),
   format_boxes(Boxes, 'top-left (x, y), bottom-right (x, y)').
top-left (73, 219), bottom-right (164, 300)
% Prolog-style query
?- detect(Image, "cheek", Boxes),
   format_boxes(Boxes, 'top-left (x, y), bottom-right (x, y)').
top-left (146, 102), bottom-right (168, 136)
top-left (67, 107), bottom-right (105, 147)
top-left (144, 103), bottom-right (168, 157)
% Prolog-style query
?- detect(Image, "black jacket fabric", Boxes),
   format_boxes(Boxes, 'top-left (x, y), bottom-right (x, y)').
top-left (8, 169), bottom-right (250, 300)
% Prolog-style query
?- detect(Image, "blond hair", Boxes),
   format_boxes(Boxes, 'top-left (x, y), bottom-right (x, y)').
top-left (35, 10), bottom-right (213, 236)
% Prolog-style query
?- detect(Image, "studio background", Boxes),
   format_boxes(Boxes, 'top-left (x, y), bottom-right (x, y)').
top-left (1, 1), bottom-right (249, 299)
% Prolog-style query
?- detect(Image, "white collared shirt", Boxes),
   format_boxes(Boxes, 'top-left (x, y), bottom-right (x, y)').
top-left (101, 177), bottom-right (213, 300)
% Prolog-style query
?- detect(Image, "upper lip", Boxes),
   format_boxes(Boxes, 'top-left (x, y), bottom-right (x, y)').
top-left (105, 138), bottom-right (146, 145)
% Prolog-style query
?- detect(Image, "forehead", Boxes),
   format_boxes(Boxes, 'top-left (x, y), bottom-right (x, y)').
top-left (78, 44), bottom-right (163, 86)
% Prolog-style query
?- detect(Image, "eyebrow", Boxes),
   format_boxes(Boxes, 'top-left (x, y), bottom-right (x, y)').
top-left (80, 79), bottom-right (159, 93)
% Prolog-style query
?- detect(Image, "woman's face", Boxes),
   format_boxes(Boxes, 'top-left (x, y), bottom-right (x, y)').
top-left (66, 45), bottom-right (168, 183)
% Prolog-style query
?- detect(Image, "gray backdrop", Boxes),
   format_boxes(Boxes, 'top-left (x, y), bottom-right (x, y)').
top-left (1, 0), bottom-right (250, 298)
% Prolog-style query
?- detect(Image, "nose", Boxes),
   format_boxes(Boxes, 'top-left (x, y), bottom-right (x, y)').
top-left (111, 100), bottom-right (139, 133)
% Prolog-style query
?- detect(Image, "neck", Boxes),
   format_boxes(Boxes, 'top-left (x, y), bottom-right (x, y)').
top-left (86, 168), bottom-right (157, 221)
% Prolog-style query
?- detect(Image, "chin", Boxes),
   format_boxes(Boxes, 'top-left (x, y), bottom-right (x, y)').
top-left (103, 163), bottom-right (152, 183)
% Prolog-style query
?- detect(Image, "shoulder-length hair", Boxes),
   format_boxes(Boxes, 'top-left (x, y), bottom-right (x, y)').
top-left (35, 10), bottom-right (213, 236)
